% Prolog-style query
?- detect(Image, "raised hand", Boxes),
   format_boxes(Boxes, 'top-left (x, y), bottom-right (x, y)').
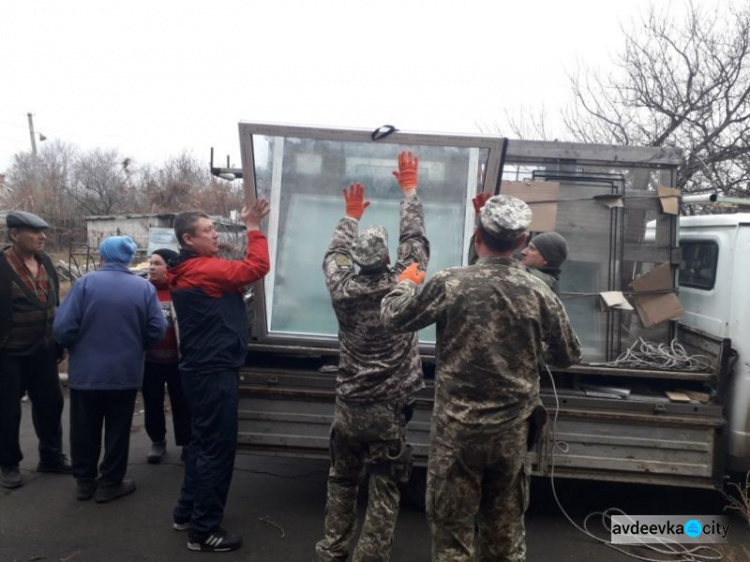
top-left (472, 192), bottom-right (492, 216)
top-left (343, 183), bottom-right (370, 220)
top-left (242, 199), bottom-right (271, 230)
top-left (392, 151), bottom-right (419, 193)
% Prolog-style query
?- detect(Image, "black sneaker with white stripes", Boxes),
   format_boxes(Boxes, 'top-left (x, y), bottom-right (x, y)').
top-left (187, 528), bottom-right (242, 552)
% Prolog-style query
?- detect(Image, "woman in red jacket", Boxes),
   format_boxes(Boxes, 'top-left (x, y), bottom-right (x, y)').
top-left (142, 248), bottom-right (190, 464)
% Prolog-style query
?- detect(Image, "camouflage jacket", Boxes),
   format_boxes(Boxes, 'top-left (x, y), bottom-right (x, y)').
top-left (468, 235), bottom-right (561, 294)
top-left (323, 193), bottom-right (430, 404)
top-left (527, 266), bottom-right (561, 295)
top-left (381, 256), bottom-right (581, 433)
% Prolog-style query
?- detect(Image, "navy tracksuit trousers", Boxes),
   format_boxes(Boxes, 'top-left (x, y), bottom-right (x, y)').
top-left (173, 369), bottom-right (239, 534)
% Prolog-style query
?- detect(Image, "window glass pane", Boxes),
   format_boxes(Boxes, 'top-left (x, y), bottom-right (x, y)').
top-left (679, 242), bottom-right (718, 290)
top-left (254, 135), bottom-right (489, 343)
top-left (554, 182), bottom-right (617, 362)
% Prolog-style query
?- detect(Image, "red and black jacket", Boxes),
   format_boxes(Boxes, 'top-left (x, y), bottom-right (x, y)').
top-left (169, 231), bottom-right (270, 374)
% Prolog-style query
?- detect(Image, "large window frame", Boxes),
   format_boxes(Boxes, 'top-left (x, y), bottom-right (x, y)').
top-left (238, 125), bottom-right (682, 362)
top-left (238, 122), bottom-right (508, 350)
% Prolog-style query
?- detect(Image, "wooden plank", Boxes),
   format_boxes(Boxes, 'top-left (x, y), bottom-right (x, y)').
top-left (666, 391), bottom-right (692, 403)
top-left (681, 390), bottom-right (711, 403)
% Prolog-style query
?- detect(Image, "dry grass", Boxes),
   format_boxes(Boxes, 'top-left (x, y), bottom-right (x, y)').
top-left (714, 543), bottom-right (750, 561)
top-left (723, 470), bottom-right (750, 528)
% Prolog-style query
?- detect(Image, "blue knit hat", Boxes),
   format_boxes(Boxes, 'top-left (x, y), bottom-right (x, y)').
top-left (99, 236), bottom-right (137, 264)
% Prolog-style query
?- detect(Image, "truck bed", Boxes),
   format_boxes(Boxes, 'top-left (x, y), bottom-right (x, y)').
top-left (238, 324), bottom-right (731, 489)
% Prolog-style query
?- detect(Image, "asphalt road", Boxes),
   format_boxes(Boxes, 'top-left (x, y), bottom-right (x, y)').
top-left (1, 396), bottom-right (749, 562)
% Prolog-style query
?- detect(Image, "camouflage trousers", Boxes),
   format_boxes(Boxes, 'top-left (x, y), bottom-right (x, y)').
top-left (427, 417), bottom-right (531, 562)
top-left (315, 399), bottom-right (408, 562)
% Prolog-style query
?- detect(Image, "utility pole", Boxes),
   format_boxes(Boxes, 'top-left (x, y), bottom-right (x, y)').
top-left (27, 112), bottom-right (38, 158)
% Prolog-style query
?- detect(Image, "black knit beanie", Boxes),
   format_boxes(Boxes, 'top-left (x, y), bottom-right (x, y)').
top-left (531, 232), bottom-right (568, 268)
top-left (151, 248), bottom-right (179, 267)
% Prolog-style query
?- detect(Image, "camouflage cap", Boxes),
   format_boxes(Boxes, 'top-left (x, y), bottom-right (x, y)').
top-left (351, 225), bottom-right (389, 268)
top-left (479, 194), bottom-right (532, 240)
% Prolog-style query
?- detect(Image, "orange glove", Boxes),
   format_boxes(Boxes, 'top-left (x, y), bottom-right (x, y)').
top-left (399, 263), bottom-right (425, 285)
top-left (343, 183), bottom-right (370, 220)
top-left (472, 192), bottom-right (492, 216)
top-left (392, 151), bottom-right (419, 192)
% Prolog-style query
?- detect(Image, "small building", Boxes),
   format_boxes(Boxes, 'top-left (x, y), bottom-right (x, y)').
top-left (85, 214), bottom-right (175, 251)
top-left (85, 213), bottom-right (246, 256)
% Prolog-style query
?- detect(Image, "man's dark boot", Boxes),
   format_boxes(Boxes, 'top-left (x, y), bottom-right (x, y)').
top-left (0, 466), bottom-right (23, 489)
top-left (37, 455), bottom-right (73, 474)
top-left (94, 479), bottom-right (136, 503)
top-left (76, 480), bottom-right (97, 501)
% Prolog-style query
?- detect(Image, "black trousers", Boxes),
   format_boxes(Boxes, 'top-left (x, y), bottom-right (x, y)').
top-left (0, 345), bottom-right (64, 468)
top-left (69, 388), bottom-right (137, 485)
top-left (141, 361), bottom-right (191, 446)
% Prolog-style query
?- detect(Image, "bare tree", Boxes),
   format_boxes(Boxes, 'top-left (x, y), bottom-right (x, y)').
top-left (69, 149), bottom-right (137, 216)
top-left (501, 106), bottom-right (554, 141)
top-left (144, 151), bottom-right (210, 212)
top-left (565, 1), bottom-right (750, 197)
top-left (3, 141), bottom-right (76, 212)
top-left (2, 141), bottom-right (83, 247)
top-left (189, 177), bottom-right (242, 217)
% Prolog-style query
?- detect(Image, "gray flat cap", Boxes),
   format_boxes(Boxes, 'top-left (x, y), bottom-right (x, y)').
top-left (351, 225), bottom-right (389, 268)
top-left (6, 211), bottom-right (49, 230)
top-left (479, 195), bottom-right (532, 241)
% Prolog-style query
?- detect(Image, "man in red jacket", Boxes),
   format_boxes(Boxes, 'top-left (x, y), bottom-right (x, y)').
top-left (169, 200), bottom-right (270, 553)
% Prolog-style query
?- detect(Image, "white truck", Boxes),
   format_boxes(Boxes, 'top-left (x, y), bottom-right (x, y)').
top-left (676, 212), bottom-right (750, 474)
top-left (228, 123), bottom-right (743, 490)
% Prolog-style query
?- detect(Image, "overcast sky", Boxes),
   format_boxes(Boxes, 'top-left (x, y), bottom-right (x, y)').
top-left (0, 0), bottom-right (716, 174)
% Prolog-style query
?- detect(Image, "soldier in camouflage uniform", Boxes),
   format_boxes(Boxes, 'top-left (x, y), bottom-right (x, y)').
top-left (520, 231), bottom-right (568, 295)
top-left (315, 151), bottom-right (430, 562)
top-left (381, 194), bottom-right (581, 562)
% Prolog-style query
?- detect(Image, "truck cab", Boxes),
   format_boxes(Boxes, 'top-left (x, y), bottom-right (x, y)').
top-left (678, 213), bottom-right (750, 472)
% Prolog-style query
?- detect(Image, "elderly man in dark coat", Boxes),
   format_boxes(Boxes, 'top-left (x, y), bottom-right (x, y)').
top-left (0, 211), bottom-right (71, 490)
